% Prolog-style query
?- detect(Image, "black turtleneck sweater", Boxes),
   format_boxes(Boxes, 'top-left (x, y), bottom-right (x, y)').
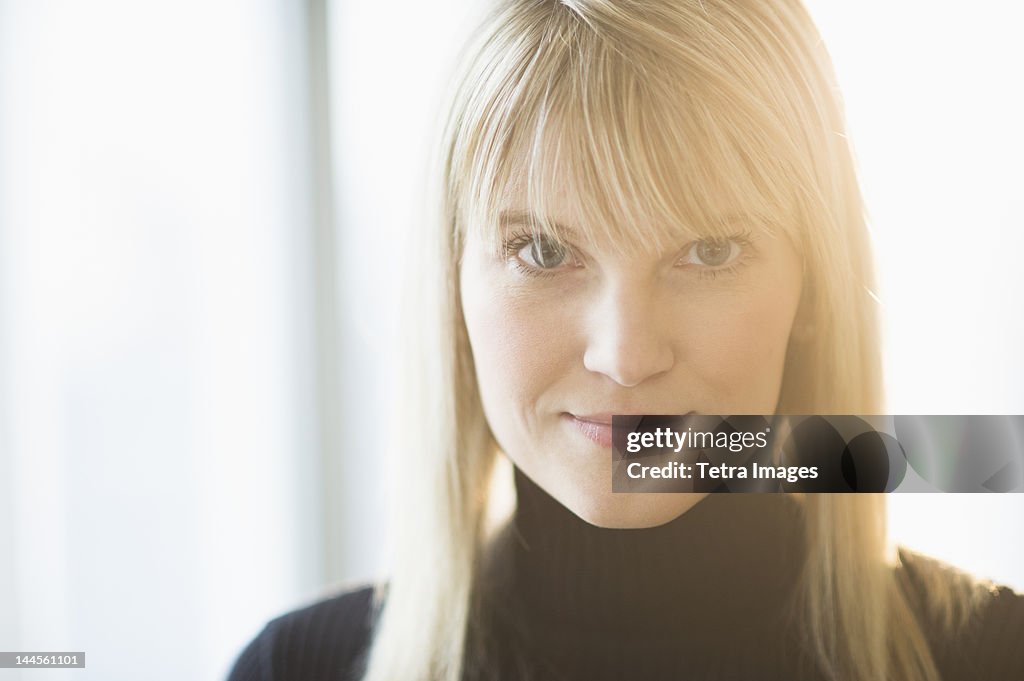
top-left (227, 468), bottom-right (1024, 681)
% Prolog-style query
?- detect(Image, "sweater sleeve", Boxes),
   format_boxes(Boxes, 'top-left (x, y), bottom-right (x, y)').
top-left (225, 585), bottom-right (378, 681)
top-left (897, 549), bottom-right (1024, 680)
top-left (958, 583), bottom-right (1024, 678)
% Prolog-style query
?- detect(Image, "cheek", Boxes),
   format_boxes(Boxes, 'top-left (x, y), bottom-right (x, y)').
top-left (460, 269), bottom-right (579, 430)
top-left (683, 276), bottom-right (801, 409)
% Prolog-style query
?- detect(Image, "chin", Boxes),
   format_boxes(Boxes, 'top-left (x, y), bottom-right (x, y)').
top-left (564, 490), bottom-right (709, 529)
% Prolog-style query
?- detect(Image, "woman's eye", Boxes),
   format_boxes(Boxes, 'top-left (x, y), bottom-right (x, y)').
top-left (680, 238), bottom-right (741, 268)
top-left (517, 236), bottom-right (571, 269)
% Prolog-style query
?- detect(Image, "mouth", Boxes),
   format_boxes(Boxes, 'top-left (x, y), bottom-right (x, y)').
top-left (563, 411), bottom-right (698, 448)
top-left (564, 414), bottom-right (616, 447)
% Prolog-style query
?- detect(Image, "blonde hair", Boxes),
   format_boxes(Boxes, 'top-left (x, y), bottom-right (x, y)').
top-left (364, 1), bottom-right (966, 680)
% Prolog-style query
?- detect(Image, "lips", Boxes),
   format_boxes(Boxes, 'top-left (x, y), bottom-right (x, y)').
top-left (565, 414), bottom-right (616, 447)
top-left (564, 411), bottom-right (698, 448)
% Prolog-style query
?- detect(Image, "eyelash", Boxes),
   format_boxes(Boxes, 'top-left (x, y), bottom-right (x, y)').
top-left (502, 231), bottom-right (574, 279)
top-left (501, 230), bottom-right (756, 281)
top-left (686, 231), bottom-right (755, 281)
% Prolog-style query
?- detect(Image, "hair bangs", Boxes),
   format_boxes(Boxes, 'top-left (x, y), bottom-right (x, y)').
top-left (451, 9), bottom-right (804, 261)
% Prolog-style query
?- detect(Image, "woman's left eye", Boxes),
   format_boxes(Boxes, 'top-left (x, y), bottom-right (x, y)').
top-left (678, 238), bottom-right (743, 268)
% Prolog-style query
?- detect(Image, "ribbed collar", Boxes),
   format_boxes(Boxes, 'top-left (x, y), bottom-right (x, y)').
top-left (474, 466), bottom-right (810, 679)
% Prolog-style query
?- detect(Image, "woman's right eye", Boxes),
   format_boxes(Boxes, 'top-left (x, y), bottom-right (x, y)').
top-left (514, 235), bottom-right (573, 270)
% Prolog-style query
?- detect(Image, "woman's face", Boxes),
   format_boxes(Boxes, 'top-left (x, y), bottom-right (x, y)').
top-left (460, 182), bottom-right (803, 528)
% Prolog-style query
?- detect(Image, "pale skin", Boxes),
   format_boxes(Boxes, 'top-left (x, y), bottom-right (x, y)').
top-left (459, 187), bottom-right (804, 529)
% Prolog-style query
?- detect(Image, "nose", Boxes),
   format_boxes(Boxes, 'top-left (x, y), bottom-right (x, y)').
top-left (582, 280), bottom-right (676, 388)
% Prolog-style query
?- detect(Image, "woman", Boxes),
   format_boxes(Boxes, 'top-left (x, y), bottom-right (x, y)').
top-left (228, 1), bottom-right (1024, 679)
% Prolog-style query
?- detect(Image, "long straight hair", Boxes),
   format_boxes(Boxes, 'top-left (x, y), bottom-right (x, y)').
top-left (364, 2), bottom-right (962, 680)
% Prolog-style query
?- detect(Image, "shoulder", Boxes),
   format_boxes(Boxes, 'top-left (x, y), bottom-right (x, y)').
top-left (226, 584), bottom-right (380, 681)
top-left (896, 548), bottom-right (1024, 679)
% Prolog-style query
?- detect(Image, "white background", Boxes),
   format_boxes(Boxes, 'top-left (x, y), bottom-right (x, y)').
top-left (806, 0), bottom-right (1024, 585)
top-left (0, 1), bottom-right (1022, 680)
